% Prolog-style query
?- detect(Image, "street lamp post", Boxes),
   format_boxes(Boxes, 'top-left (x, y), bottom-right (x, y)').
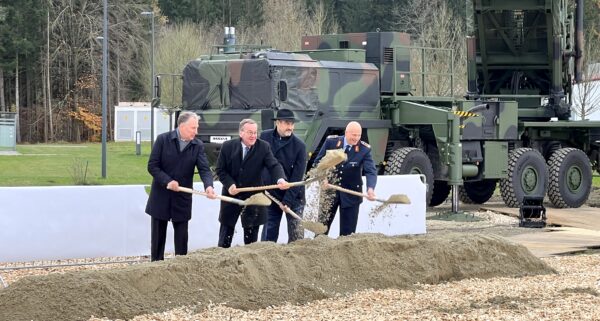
top-left (141, 11), bottom-right (155, 149)
top-left (101, 0), bottom-right (108, 178)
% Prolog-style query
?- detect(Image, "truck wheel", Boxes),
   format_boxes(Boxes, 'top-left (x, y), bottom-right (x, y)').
top-left (459, 179), bottom-right (497, 204)
top-left (547, 148), bottom-right (592, 208)
top-left (500, 148), bottom-right (548, 208)
top-left (429, 180), bottom-right (450, 207)
top-left (384, 147), bottom-right (434, 205)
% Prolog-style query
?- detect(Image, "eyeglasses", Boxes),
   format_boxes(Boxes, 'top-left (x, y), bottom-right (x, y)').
top-left (244, 130), bottom-right (258, 136)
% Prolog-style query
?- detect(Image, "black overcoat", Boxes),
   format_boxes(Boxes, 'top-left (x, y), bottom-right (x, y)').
top-left (145, 130), bottom-right (214, 222)
top-left (260, 129), bottom-right (306, 206)
top-left (216, 137), bottom-right (285, 227)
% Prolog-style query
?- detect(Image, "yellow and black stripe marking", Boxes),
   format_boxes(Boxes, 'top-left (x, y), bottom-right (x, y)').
top-left (453, 110), bottom-right (479, 118)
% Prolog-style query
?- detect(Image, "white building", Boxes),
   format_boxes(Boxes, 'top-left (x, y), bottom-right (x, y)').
top-left (114, 102), bottom-right (174, 141)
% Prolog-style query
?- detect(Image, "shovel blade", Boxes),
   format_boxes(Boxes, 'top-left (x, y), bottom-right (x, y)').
top-left (386, 194), bottom-right (411, 204)
top-left (302, 221), bottom-right (328, 235)
top-left (316, 149), bottom-right (346, 171)
top-left (244, 193), bottom-right (272, 206)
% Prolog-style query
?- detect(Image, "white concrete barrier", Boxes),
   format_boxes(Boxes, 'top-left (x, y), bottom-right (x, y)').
top-left (0, 175), bottom-right (425, 263)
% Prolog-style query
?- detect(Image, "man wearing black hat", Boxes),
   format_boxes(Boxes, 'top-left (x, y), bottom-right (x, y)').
top-left (260, 109), bottom-right (307, 243)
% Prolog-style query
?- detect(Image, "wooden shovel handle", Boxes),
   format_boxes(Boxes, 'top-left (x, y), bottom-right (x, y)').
top-left (325, 183), bottom-right (386, 203)
top-left (178, 186), bottom-right (246, 206)
top-left (235, 179), bottom-right (314, 193)
top-left (264, 191), bottom-right (302, 221)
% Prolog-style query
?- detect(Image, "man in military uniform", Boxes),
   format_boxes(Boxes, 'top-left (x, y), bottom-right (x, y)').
top-left (313, 121), bottom-right (377, 236)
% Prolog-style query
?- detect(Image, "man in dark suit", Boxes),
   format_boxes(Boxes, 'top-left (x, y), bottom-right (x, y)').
top-left (313, 121), bottom-right (377, 236)
top-left (215, 118), bottom-right (288, 248)
top-left (260, 109), bottom-right (307, 243)
top-left (145, 111), bottom-right (215, 261)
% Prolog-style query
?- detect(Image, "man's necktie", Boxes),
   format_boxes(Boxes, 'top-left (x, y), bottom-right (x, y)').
top-left (243, 146), bottom-right (249, 160)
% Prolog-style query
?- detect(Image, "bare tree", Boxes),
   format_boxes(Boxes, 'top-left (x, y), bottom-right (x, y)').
top-left (147, 21), bottom-right (222, 112)
top-left (46, 0), bottom-right (148, 142)
top-left (390, 0), bottom-right (466, 98)
top-left (572, 41), bottom-right (600, 119)
top-left (237, 0), bottom-right (338, 52)
top-left (306, 0), bottom-right (339, 36)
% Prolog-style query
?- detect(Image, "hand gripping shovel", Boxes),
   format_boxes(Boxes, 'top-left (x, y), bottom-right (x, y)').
top-left (325, 183), bottom-right (411, 205)
top-left (178, 187), bottom-right (271, 207)
top-left (264, 191), bottom-right (328, 235)
top-left (234, 148), bottom-right (348, 193)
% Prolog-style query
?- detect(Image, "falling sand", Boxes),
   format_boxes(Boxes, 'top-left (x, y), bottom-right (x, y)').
top-left (0, 233), bottom-right (555, 321)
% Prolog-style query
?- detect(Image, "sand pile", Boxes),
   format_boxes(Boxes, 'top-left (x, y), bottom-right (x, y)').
top-left (0, 233), bottom-right (555, 321)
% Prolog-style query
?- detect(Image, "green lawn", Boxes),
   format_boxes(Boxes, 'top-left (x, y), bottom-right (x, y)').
top-left (2, 142), bottom-right (600, 188)
top-left (0, 142), bottom-right (153, 186)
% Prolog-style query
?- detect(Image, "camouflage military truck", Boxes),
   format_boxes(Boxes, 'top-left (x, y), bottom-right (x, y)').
top-left (155, 0), bottom-right (598, 210)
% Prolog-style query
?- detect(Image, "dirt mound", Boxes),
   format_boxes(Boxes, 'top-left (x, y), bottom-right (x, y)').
top-left (0, 233), bottom-right (555, 321)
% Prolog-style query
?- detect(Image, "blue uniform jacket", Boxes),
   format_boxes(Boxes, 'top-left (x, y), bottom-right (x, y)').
top-left (260, 129), bottom-right (307, 206)
top-left (313, 135), bottom-right (377, 208)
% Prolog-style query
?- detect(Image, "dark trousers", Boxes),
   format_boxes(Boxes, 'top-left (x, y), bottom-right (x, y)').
top-left (218, 224), bottom-right (260, 248)
top-left (320, 191), bottom-right (360, 236)
top-left (151, 217), bottom-right (188, 261)
top-left (261, 203), bottom-right (304, 243)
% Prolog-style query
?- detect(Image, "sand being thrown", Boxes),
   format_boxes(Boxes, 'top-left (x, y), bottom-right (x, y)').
top-left (0, 233), bottom-right (555, 321)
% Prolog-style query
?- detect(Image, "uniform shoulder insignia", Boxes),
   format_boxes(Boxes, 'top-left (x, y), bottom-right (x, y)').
top-left (360, 141), bottom-right (371, 148)
top-left (327, 134), bottom-right (339, 139)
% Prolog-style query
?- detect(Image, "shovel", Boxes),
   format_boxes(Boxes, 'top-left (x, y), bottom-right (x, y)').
top-left (178, 187), bottom-right (271, 206)
top-left (235, 178), bottom-right (317, 193)
top-left (325, 183), bottom-right (411, 204)
top-left (264, 191), bottom-right (328, 235)
top-left (234, 149), bottom-right (347, 193)
top-left (313, 149), bottom-right (347, 173)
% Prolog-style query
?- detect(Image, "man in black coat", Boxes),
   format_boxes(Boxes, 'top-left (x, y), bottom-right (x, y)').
top-left (146, 111), bottom-right (215, 261)
top-left (260, 109), bottom-right (307, 243)
top-left (313, 121), bottom-right (377, 236)
top-left (215, 118), bottom-right (288, 248)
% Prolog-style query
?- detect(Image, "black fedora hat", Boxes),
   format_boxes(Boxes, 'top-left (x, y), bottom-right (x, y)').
top-left (272, 109), bottom-right (297, 122)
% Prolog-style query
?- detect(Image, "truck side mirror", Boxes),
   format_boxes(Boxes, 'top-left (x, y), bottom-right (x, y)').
top-left (278, 80), bottom-right (287, 102)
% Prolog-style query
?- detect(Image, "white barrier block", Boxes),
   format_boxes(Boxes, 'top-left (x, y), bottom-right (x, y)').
top-left (0, 175), bottom-right (425, 262)
top-left (0, 185), bottom-right (150, 262)
top-left (263, 174), bottom-right (426, 241)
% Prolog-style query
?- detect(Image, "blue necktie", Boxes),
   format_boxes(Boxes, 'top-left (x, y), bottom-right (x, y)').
top-left (243, 146), bottom-right (249, 160)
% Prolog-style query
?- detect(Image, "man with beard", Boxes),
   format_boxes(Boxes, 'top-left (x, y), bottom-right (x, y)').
top-left (260, 109), bottom-right (307, 243)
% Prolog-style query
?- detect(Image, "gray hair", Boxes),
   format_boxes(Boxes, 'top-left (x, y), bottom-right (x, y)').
top-left (239, 118), bottom-right (257, 131)
top-left (178, 111), bottom-right (199, 126)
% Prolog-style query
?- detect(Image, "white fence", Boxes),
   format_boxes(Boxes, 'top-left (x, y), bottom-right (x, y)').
top-left (0, 175), bottom-right (426, 263)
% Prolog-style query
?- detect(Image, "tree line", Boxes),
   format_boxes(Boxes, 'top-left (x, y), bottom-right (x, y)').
top-left (0, 0), bottom-right (599, 143)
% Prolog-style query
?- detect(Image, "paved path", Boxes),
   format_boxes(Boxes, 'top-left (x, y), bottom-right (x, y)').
top-left (481, 204), bottom-right (600, 257)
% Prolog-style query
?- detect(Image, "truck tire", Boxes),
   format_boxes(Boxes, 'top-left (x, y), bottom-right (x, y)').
top-left (429, 180), bottom-right (450, 206)
top-left (384, 147), bottom-right (434, 205)
top-left (500, 148), bottom-right (548, 208)
top-left (459, 179), bottom-right (497, 204)
top-left (547, 148), bottom-right (592, 208)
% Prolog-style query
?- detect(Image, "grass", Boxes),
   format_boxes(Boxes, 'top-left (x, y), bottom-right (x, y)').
top-left (2, 142), bottom-right (600, 187)
top-left (0, 142), bottom-right (153, 186)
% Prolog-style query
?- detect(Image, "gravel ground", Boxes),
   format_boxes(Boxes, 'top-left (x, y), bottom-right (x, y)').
top-left (2, 207), bottom-right (599, 321)
top-left (89, 254), bottom-right (599, 321)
